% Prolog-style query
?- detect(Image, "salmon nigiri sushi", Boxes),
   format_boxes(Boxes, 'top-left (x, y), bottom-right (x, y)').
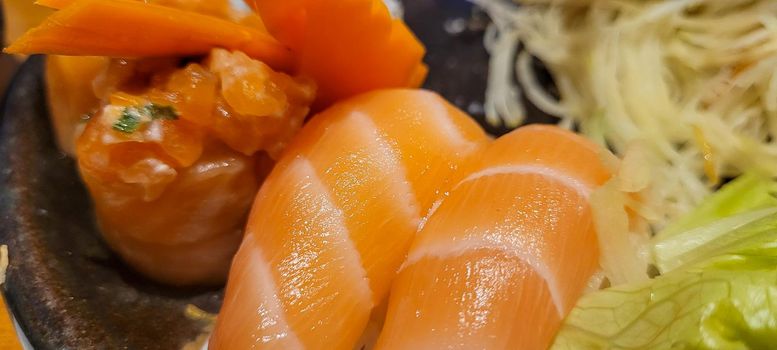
top-left (375, 125), bottom-right (613, 349)
top-left (209, 89), bottom-right (490, 349)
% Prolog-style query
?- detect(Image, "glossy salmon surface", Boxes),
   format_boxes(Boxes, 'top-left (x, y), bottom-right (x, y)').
top-left (375, 125), bottom-right (612, 349)
top-left (209, 89), bottom-right (490, 349)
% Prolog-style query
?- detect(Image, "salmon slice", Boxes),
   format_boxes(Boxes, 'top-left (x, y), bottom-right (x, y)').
top-left (228, 157), bottom-right (374, 349)
top-left (209, 89), bottom-right (489, 350)
top-left (375, 125), bottom-right (612, 349)
top-left (45, 55), bottom-right (106, 156)
top-left (327, 90), bottom-right (490, 211)
top-left (381, 250), bottom-right (560, 349)
top-left (478, 124), bottom-right (612, 188)
top-left (100, 217), bottom-right (245, 286)
top-left (82, 140), bottom-right (260, 285)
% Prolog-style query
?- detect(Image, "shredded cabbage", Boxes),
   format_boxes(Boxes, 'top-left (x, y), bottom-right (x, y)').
top-left (589, 146), bottom-right (653, 285)
top-left (473, 0), bottom-right (777, 231)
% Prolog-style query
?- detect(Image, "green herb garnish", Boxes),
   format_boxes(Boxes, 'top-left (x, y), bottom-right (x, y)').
top-left (112, 103), bottom-right (179, 133)
top-left (144, 103), bottom-right (179, 121)
top-left (113, 108), bottom-right (143, 133)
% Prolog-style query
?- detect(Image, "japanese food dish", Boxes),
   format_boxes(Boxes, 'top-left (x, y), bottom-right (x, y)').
top-left (5, 0), bottom-right (777, 349)
top-left (376, 125), bottom-right (611, 349)
top-left (210, 89), bottom-right (489, 349)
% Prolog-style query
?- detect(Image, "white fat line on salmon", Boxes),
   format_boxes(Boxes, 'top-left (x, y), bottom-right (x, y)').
top-left (347, 111), bottom-right (422, 228)
top-left (241, 237), bottom-right (305, 350)
top-left (417, 197), bottom-right (445, 232)
top-left (295, 157), bottom-right (377, 305)
top-left (420, 92), bottom-right (482, 153)
top-left (452, 164), bottom-right (593, 199)
top-left (402, 238), bottom-right (566, 317)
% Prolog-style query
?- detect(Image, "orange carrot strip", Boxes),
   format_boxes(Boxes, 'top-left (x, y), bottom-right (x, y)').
top-left (7, 0), bottom-right (292, 70)
top-left (251, 0), bottom-right (428, 108)
top-left (35, 0), bottom-right (72, 9)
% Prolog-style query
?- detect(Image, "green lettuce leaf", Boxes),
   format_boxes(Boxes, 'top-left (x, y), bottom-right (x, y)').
top-left (654, 173), bottom-right (777, 273)
top-left (551, 174), bottom-right (777, 349)
top-left (656, 173), bottom-right (777, 242)
top-left (551, 245), bottom-right (777, 350)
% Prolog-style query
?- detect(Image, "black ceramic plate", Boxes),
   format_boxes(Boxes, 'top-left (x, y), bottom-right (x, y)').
top-left (0, 1), bottom-right (554, 349)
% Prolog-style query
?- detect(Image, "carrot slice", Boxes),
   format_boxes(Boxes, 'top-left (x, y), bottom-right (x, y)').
top-left (6, 0), bottom-right (292, 70)
top-left (250, 0), bottom-right (428, 108)
top-left (248, 0), bottom-right (306, 48)
top-left (36, 0), bottom-right (261, 24)
top-left (35, 0), bottom-right (71, 9)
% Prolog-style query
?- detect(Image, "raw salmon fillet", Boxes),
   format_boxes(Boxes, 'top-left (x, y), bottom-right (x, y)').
top-left (209, 89), bottom-right (489, 349)
top-left (375, 125), bottom-right (612, 349)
